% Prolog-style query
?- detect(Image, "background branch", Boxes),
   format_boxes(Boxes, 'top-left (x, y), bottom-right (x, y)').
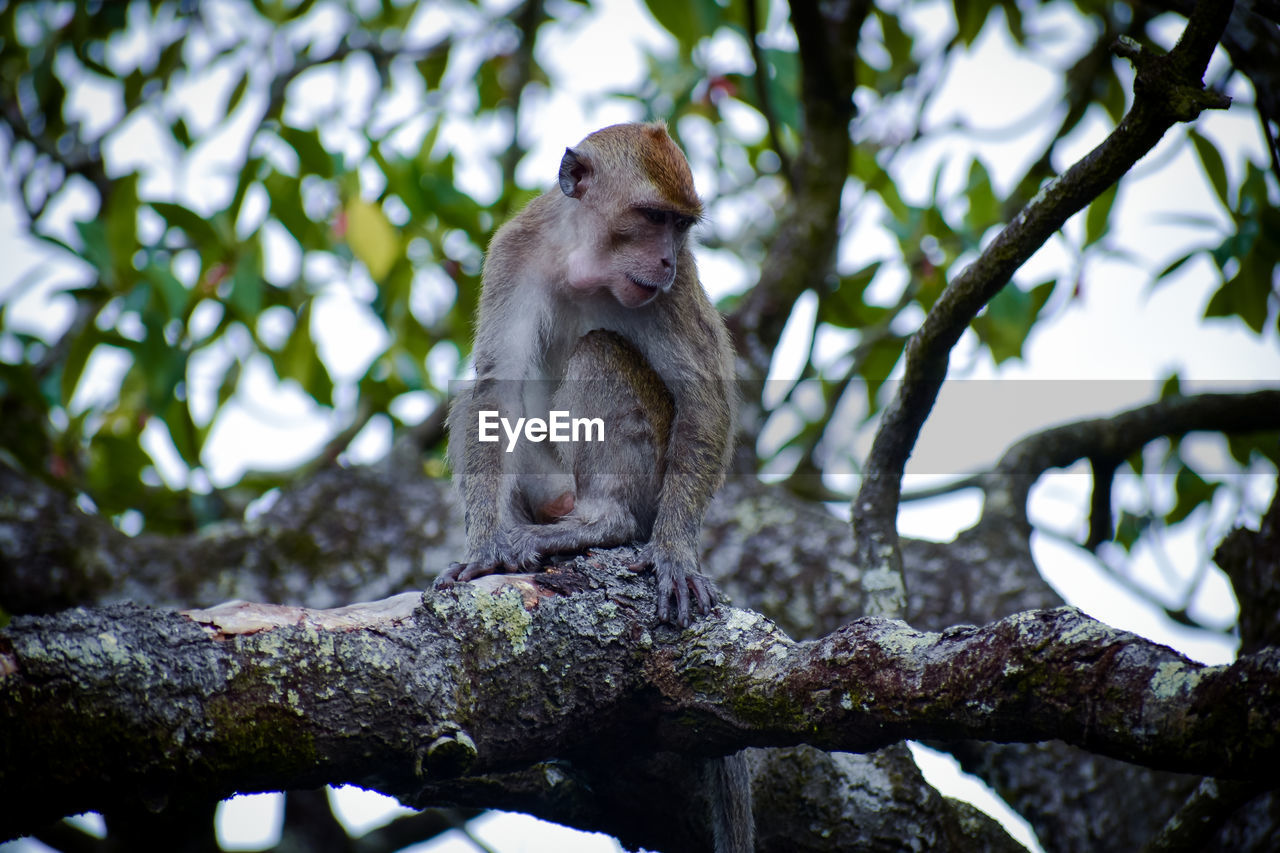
top-left (850, 0), bottom-right (1237, 619)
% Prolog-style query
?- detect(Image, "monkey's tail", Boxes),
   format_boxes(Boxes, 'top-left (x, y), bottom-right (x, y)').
top-left (710, 751), bottom-right (754, 853)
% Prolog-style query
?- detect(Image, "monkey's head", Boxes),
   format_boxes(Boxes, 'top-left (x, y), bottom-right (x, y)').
top-left (558, 122), bottom-right (703, 309)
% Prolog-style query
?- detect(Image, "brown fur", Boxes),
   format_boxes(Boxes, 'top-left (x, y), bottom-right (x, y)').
top-left (438, 121), bottom-right (748, 853)
top-left (578, 122), bottom-right (702, 214)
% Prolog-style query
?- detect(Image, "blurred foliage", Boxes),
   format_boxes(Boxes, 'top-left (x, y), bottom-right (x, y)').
top-left (0, 0), bottom-right (1276, 555)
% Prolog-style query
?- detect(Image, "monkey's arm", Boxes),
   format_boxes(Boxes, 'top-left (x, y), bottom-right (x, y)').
top-left (632, 373), bottom-right (732, 626)
top-left (438, 378), bottom-right (539, 586)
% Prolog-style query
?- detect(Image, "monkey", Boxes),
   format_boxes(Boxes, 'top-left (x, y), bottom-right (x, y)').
top-left (436, 121), bottom-right (752, 853)
top-left (437, 121), bottom-right (735, 628)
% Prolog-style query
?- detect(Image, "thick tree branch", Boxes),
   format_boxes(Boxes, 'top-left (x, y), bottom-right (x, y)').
top-left (3, 561), bottom-right (1276, 842)
top-left (850, 0), bottom-right (1236, 619)
top-left (728, 0), bottom-right (868, 376)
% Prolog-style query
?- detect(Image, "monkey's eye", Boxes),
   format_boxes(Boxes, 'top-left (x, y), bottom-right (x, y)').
top-left (674, 216), bottom-right (695, 233)
top-left (640, 208), bottom-right (667, 225)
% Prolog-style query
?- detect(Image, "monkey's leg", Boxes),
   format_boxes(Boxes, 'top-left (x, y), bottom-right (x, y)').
top-left (509, 331), bottom-right (671, 560)
top-left (439, 370), bottom-right (547, 585)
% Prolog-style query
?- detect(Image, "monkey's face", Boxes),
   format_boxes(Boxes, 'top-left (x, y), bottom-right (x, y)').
top-left (556, 129), bottom-right (701, 310)
top-left (604, 206), bottom-right (694, 308)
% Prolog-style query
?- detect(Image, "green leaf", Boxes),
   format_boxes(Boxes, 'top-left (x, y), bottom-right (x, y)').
top-left (215, 359), bottom-right (243, 413)
top-left (135, 325), bottom-right (188, 414)
top-left (345, 197), bottom-right (400, 281)
top-left (142, 264), bottom-right (190, 321)
top-left (1205, 263), bottom-right (1272, 334)
top-left (60, 331), bottom-right (101, 407)
top-left (264, 172), bottom-right (316, 246)
top-left (171, 117), bottom-right (192, 148)
top-left (1101, 70), bottom-right (1126, 123)
top-left (150, 201), bottom-right (222, 248)
top-left (0, 361), bottom-right (53, 469)
top-left (1001, 0), bottom-right (1025, 43)
top-left (226, 71), bottom-right (249, 116)
top-left (104, 172), bottom-right (140, 288)
top-left (1166, 465), bottom-right (1219, 526)
top-left (965, 158), bottom-right (999, 235)
top-left (1126, 447), bottom-right (1145, 477)
top-left (971, 279), bottom-right (1055, 363)
top-left (1084, 182), bottom-right (1118, 249)
top-left (759, 49), bottom-right (801, 132)
top-left (1153, 251), bottom-right (1196, 286)
top-left (87, 433), bottom-right (152, 512)
top-left (1159, 373), bottom-right (1181, 400)
top-left (276, 301), bottom-right (334, 405)
top-left (817, 262), bottom-right (884, 329)
top-left (416, 171), bottom-right (482, 232)
top-left (1225, 431), bottom-right (1280, 468)
top-left (228, 255), bottom-right (263, 319)
top-left (861, 334), bottom-right (907, 412)
top-left (156, 34), bottom-right (187, 77)
top-left (952, 0), bottom-right (990, 46)
top-left (160, 397), bottom-right (201, 470)
top-left (230, 157), bottom-right (265, 222)
top-left (279, 125), bottom-right (333, 178)
top-left (75, 219), bottom-right (114, 282)
top-left (1114, 510), bottom-right (1148, 551)
top-left (123, 68), bottom-right (145, 109)
top-left (876, 8), bottom-right (913, 71)
top-left (417, 47), bottom-right (449, 90)
top-left (643, 0), bottom-right (720, 55)
top-left (1188, 129), bottom-right (1229, 209)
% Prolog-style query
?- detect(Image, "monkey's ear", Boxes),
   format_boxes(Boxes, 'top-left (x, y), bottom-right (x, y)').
top-left (558, 147), bottom-right (592, 199)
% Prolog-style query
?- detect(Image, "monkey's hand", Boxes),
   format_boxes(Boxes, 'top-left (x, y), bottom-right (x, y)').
top-left (628, 541), bottom-right (717, 627)
top-left (436, 532), bottom-right (542, 587)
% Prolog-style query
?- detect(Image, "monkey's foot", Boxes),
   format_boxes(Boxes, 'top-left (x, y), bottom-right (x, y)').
top-left (627, 543), bottom-right (717, 627)
top-left (436, 558), bottom-right (523, 587)
top-left (435, 561), bottom-right (478, 587)
top-left (437, 533), bottom-right (546, 587)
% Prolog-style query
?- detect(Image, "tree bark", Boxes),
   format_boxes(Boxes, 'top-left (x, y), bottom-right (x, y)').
top-left (3, 559), bottom-right (1277, 846)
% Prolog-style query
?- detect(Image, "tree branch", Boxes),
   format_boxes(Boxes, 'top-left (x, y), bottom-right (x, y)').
top-left (3, 562), bottom-right (1276, 842)
top-left (744, 0), bottom-right (794, 191)
top-left (728, 0), bottom-right (868, 376)
top-left (850, 0), bottom-right (1237, 619)
top-left (1141, 777), bottom-right (1269, 853)
top-left (987, 389), bottom-right (1280, 520)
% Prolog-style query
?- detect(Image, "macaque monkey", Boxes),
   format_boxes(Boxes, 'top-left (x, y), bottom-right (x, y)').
top-left (438, 121), bottom-right (735, 628)
top-left (438, 121), bottom-right (751, 853)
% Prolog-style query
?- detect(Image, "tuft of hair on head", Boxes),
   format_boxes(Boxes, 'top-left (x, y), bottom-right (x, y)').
top-left (580, 122), bottom-right (703, 215)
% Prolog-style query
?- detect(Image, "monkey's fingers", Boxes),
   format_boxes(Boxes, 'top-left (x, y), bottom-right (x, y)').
top-left (625, 554), bottom-right (685, 623)
top-left (439, 557), bottom-right (509, 585)
top-left (455, 560), bottom-right (505, 583)
top-left (654, 564), bottom-right (688, 627)
top-left (687, 572), bottom-right (716, 616)
top-left (435, 562), bottom-right (467, 588)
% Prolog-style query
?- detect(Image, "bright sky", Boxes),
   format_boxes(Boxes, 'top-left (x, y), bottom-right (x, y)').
top-left (1, 0), bottom-right (1277, 851)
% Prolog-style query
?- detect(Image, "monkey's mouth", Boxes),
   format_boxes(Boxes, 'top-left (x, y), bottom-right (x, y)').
top-left (626, 274), bottom-right (661, 294)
